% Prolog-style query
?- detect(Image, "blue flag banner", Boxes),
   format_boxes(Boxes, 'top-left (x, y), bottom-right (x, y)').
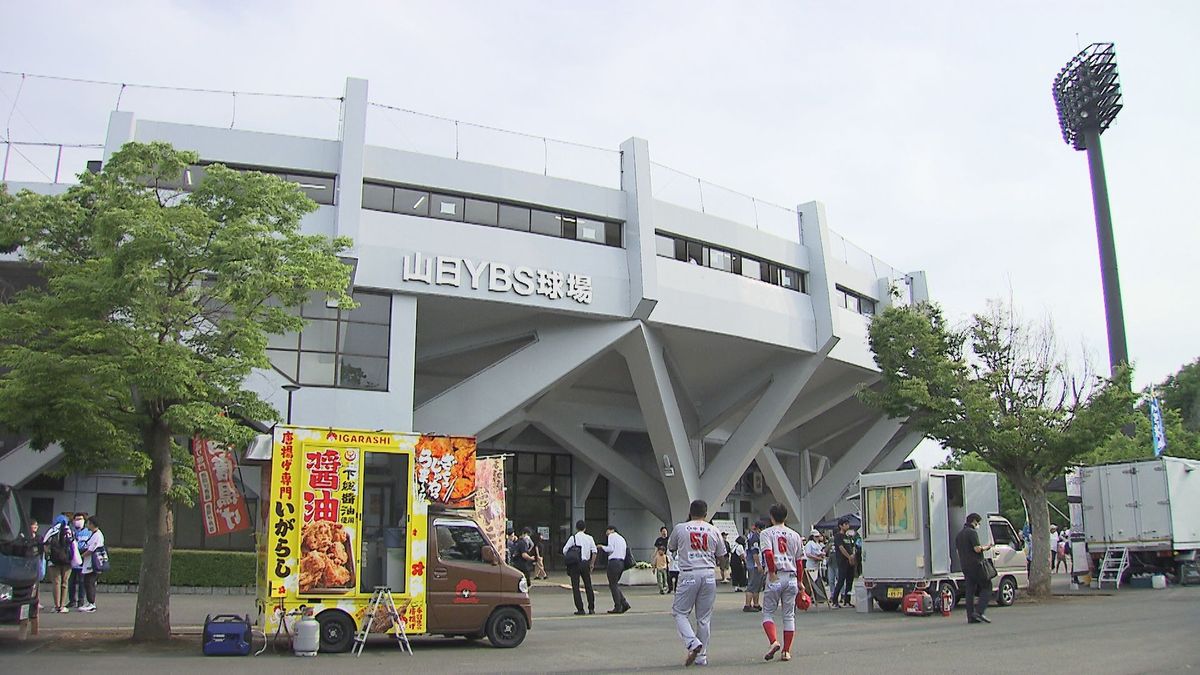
top-left (1149, 397), bottom-right (1168, 457)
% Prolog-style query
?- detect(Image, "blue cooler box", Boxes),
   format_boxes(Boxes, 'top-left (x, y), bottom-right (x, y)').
top-left (203, 614), bottom-right (252, 656)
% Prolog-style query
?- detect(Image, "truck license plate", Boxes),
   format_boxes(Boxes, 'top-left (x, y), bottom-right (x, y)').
top-left (887, 587), bottom-right (904, 599)
top-left (19, 604), bottom-right (29, 620)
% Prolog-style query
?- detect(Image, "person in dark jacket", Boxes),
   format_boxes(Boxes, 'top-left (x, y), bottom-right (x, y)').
top-left (954, 513), bottom-right (994, 624)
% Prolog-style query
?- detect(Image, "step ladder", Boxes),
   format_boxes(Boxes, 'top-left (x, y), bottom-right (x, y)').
top-left (353, 586), bottom-right (413, 656)
top-left (1098, 546), bottom-right (1129, 589)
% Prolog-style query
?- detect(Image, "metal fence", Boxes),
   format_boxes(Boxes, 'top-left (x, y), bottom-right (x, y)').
top-left (365, 102), bottom-right (622, 189)
top-left (649, 161), bottom-right (803, 244)
top-left (1, 141), bottom-right (103, 184)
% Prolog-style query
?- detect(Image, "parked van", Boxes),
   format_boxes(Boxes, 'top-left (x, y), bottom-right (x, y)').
top-left (859, 469), bottom-right (1028, 610)
top-left (251, 425), bottom-right (531, 652)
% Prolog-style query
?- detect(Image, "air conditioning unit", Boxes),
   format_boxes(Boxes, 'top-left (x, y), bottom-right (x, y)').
top-left (752, 471), bottom-right (764, 494)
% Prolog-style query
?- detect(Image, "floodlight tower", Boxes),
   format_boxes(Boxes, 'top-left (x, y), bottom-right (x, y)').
top-left (1052, 42), bottom-right (1128, 377)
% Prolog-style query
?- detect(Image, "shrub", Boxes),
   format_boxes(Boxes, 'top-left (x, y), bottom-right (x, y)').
top-left (100, 548), bottom-right (256, 587)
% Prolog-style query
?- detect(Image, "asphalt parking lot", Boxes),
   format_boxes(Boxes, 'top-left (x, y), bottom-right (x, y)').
top-left (2, 575), bottom-right (1197, 674)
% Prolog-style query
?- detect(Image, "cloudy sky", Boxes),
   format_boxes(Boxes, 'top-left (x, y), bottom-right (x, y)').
top-left (3, 2), bottom-right (1197, 466)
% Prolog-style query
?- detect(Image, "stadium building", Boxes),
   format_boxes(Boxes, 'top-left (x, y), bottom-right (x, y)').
top-left (2, 77), bottom-right (928, 562)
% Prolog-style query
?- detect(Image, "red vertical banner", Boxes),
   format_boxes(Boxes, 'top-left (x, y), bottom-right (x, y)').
top-left (192, 436), bottom-right (251, 536)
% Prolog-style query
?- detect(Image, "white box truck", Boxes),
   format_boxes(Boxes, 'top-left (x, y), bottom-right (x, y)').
top-left (860, 469), bottom-right (1028, 610)
top-left (1078, 456), bottom-right (1200, 584)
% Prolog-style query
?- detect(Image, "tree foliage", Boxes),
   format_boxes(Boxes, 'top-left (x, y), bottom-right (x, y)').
top-left (862, 301), bottom-right (1136, 597)
top-left (0, 142), bottom-right (353, 640)
top-left (1088, 360), bottom-right (1200, 464)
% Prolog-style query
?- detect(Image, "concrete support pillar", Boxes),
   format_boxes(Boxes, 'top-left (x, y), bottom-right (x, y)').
top-left (797, 201), bottom-right (836, 347)
top-left (414, 319), bottom-right (636, 438)
top-left (698, 338), bottom-right (835, 509)
top-left (865, 429), bottom-right (924, 474)
top-left (756, 446), bottom-right (803, 524)
top-left (571, 464), bottom-right (600, 526)
top-left (388, 294), bottom-right (417, 431)
top-left (620, 137), bottom-right (658, 320)
top-left (530, 410), bottom-right (670, 524)
top-left (800, 417), bottom-right (904, 529)
top-left (335, 77), bottom-right (368, 246)
top-left (619, 326), bottom-right (701, 523)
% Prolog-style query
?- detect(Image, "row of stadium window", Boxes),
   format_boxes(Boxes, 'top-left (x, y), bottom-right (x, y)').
top-left (654, 231), bottom-right (807, 293)
top-left (362, 181), bottom-right (623, 248)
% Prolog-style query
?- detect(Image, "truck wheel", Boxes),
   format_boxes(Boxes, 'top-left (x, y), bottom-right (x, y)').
top-left (995, 577), bottom-right (1017, 607)
top-left (317, 610), bottom-right (356, 653)
top-left (485, 607), bottom-right (527, 648)
top-left (876, 600), bottom-right (901, 612)
top-left (938, 581), bottom-right (960, 608)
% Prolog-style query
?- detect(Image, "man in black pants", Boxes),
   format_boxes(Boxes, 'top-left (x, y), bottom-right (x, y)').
top-left (955, 512), bottom-right (994, 624)
top-left (830, 518), bottom-right (857, 608)
top-left (562, 520), bottom-right (598, 615)
top-left (598, 525), bottom-right (631, 613)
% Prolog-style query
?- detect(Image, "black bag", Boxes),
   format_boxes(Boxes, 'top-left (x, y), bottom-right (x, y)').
top-left (982, 558), bottom-right (998, 580)
top-left (623, 547), bottom-right (635, 571)
top-left (93, 545), bottom-right (111, 573)
top-left (563, 534), bottom-right (583, 567)
top-left (47, 527), bottom-right (74, 566)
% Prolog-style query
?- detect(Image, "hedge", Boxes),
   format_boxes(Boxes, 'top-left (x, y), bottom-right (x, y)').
top-left (101, 548), bottom-right (256, 587)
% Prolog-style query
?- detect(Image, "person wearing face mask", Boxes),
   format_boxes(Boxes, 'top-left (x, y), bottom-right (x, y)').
top-left (68, 512), bottom-right (90, 609)
top-left (955, 513), bottom-right (994, 625)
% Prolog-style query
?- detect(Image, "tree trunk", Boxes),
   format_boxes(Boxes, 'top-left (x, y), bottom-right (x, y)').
top-left (1009, 473), bottom-right (1053, 598)
top-left (133, 419), bottom-right (174, 641)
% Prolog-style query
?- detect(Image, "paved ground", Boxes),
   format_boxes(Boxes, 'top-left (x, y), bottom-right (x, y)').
top-left (2, 575), bottom-right (1197, 673)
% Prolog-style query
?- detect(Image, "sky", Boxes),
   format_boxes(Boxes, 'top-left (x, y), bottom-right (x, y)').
top-left (2, 1), bottom-right (1197, 467)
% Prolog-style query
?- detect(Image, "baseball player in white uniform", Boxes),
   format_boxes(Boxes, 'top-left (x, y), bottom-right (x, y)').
top-left (667, 499), bottom-right (729, 667)
top-left (759, 503), bottom-right (804, 662)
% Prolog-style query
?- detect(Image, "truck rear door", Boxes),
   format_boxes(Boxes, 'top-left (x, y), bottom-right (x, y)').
top-left (928, 473), bottom-right (951, 575)
top-left (1101, 465), bottom-right (1139, 543)
top-left (1133, 461), bottom-right (1171, 544)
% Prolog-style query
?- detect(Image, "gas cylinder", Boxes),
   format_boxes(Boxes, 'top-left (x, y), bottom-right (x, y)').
top-left (940, 586), bottom-right (953, 617)
top-left (293, 608), bottom-right (320, 657)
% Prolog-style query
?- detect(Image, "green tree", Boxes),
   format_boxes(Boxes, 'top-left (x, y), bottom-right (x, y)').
top-left (0, 142), bottom-right (352, 641)
top-left (1088, 398), bottom-right (1200, 464)
top-left (861, 301), bottom-right (1135, 597)
top-left (1159, 358), bottom-right (1200, 431)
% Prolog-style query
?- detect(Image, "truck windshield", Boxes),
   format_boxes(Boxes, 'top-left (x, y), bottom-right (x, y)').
top-left (0, 485), bottom-right (28, 544)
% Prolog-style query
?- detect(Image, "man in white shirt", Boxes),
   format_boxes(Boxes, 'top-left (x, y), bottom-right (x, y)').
top-left (562, 520), bottom-right (598, 615)
top-left (598, 525), bottom-right (631, 614)
top-left (667, 499), bottom-right (729, 667)
top-left (759, 504), bottom-right (804, 662)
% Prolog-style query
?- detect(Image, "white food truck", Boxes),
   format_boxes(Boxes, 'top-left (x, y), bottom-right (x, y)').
top-left (1077, 456), bottom-right (1200, 585)
top-left (860, 469), bottom-right (1028, 610)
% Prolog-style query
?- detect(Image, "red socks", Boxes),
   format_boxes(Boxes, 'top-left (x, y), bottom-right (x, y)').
top-left (763, 621), bottom-right (778, 644)
top-left (783, 630), bottom-right (795, 652)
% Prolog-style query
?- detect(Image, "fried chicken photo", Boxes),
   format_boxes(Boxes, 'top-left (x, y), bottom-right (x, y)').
top-left (298, 520), bottom-right (354, 592)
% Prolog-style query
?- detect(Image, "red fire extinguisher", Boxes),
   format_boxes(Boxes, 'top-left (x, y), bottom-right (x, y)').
top-left (941, 586), bottom-right (953, 617)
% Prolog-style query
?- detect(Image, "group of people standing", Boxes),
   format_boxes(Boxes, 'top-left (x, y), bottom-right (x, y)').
top-left (33, 512), bottom-right (107, 613)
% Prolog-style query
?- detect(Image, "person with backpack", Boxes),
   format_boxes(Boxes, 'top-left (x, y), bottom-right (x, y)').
top-left (78, 515), bottom-right (108, 613)
top-left (69, 512), bottom-right (91, 609)
top-left (561, 520), bottom-right (597, 615)
top-left (43, 514), bottom-right (81, 613)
